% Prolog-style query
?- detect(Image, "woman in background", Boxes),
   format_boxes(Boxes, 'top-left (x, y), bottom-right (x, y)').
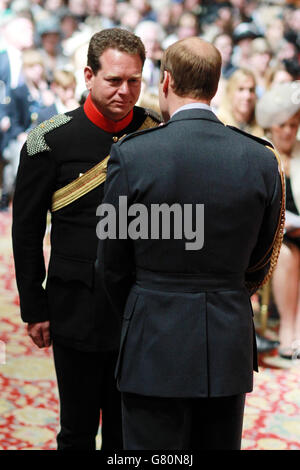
top-left (256, 82), bottom-right (300, 359)
top-left (217, 68), bottom-right (264, 138)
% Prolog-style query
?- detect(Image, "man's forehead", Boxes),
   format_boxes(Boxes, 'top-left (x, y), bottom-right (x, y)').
top-left (104, 70), bottom-right (142, 78)
top-left (99, 48), bottom-right (143, 66)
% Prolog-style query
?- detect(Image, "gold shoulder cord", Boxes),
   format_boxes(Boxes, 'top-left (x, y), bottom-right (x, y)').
top-left (245, 146), bottom-right (286, 292)
top-left (51, 116), bottom-right (158, 212)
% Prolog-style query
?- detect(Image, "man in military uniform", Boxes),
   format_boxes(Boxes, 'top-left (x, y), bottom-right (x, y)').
top-left (97, 37), bottom-right (284, 450)
top-left (12, 28), bottom-right (160, 450)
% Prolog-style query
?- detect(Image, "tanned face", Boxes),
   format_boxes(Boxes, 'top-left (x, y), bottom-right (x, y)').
top-left (84, 48), bottom-right (143, 121)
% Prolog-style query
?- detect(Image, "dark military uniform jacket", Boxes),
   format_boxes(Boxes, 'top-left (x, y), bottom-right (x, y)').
top-left (12, 102), bottom-right (160, 351)
top-left (97, 108), bottom-right (284, 397)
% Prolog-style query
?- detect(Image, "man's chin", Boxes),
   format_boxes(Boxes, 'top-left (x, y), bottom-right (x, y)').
top-left (110, 107), bottom-right (133, 121)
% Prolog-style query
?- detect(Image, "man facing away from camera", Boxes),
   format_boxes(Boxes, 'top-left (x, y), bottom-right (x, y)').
top-left (96, 37), bottom-right (284, 450)
top-left (12, 28), bottom-right (161, 450)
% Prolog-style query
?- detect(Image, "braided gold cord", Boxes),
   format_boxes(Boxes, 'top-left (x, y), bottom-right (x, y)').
top-left (51, 116), bottom-right (159, 212)
top-left (245, 146), bottom-right (285, 292)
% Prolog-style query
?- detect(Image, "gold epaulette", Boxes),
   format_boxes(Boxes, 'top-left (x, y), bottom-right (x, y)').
top-left (245, 146), bottom-right (285, 292)
top-left (51, 114), bottom-right (160, 212)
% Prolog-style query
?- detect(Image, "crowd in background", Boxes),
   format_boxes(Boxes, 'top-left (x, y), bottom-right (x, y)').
top-left (0, 0), bottom-right (300, 357)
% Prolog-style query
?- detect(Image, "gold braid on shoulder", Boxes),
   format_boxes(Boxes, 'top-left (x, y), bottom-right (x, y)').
top-left (245, 146), bottom-right (286, 292)
top-left (51, 115), bottom-right (160, 212)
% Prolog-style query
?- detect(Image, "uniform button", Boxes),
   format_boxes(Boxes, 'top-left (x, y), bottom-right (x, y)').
top-left (112, 136), bottom-right (119, 143)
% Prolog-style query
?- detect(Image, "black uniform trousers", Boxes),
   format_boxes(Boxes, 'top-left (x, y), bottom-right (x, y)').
top-left (122, 392), bottom-right (246, 450)
top-left (53, 342), bottom-right (122, 450)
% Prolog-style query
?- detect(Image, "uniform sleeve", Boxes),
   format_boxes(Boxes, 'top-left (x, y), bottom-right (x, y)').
top-left (12, 142), bottom-right (56, 323)
top-left (245, 151), bottom-right (285, 295)
top-left (95, 144), bottom-right (135, 317)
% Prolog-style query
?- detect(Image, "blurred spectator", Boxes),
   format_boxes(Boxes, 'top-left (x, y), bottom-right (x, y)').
top-left (169, 0), bottom-right (184, 28)
top-left (232, 21), bottom-right (260, 69)
top-left (37, 69), bottom-right (78, 123)
top-left (285, 6), bottom-right (300, 52)
top-left (85, 0), bottom-right (99, 17)
top-left (130, 0), bottom-right (156, 22)
top-left (0, 10), bottom-right (34, 193)
top-left (265, 62), bottom-right (294, 89)
top-left (229, 0), bottom-right (252, 23)
top-left (1, 49), bottom-right (54, 210)
top-left (44, 0), bottom-right (65, 14)
top-left (84, 0), bottom-right (101, 30)
top-left (217, 68), bottom-right (264, 137)
top-left (214, 3), bottom-right (234, 35)
top-left (213, 32), bottom-right (236, 79)
top-left (68, 0), bottom-right (87, 23)
top-left (99, 0), bottom-right (118, 29)
top-left (277, 37), bottom-right (299, 64)
top-left (28, 0), bottom-right (48, 23)
top-left (37, 15), bottom-right (69, 84)
top-left (137, 78), bottom-right (161, 116)
top-left (119, 4), bottom-right (142, 32)
top-left (0, 12), bottom-right (34, 91)
top-left (156, 4), bottom-right (173, 36)
top-left (183, 0), bottom-right (202, 15)
top-left (256, 82), bottom-right (300, 359)
top-left (249, 37), bottom-right (273, 98)
top-left (0, 0), bottom-right (12, 22)
top-left (163, 11), bottom-right (200, 49)
top-left (85, 0), bottom-right (119, 31)
top-left (71, 40), bottom-right (89, 101)
top-left (264, 17), bottom-right (285, 55)
top-left (59, 8), bottom-right (80, 41)
top-left (10, 49), bottom-right (54, 136)
top-left (135, 21), bottom-right (164, 93)
top-left (283, 58), bottom-right (300, 81)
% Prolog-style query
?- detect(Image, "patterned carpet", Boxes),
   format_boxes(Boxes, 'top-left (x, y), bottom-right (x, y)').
top-left (0, 209), bottom-right (300, 451)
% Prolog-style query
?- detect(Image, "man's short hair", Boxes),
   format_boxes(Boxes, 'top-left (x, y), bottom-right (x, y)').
top-left (87, 28), bottom-right (146, 74)
top-left (160, 38), bottom-right (222, 101)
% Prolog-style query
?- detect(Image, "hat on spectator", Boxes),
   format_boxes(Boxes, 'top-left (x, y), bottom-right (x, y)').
top-left (233, 22), bottom-right (260, 43)
top-left (256, 81), bottom-right (300, 129)
top-left (37, 15), bottom-right (61, 37)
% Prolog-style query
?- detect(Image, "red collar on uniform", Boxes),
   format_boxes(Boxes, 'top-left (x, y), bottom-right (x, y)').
top-left (83, 92), bottom-right (133, 133)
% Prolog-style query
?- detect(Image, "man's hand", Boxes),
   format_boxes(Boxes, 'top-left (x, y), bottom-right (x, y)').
top-left (27, 321), bottom-right (51, 348)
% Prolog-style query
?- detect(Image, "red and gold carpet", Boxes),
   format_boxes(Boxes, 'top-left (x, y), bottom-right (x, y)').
top-left (0, 210), bottom-right (300, 450)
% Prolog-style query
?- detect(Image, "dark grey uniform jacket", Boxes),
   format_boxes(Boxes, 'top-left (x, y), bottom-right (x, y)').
top-left (97, 108), bottom-right (283, 397)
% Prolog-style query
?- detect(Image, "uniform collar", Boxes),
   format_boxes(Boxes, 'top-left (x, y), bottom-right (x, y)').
top-left (171, 102), bottom-right (213, 117)
top-left (170, 107), bottom-right (222, 125)
top-left (83, 92), bottom-right (133, 133)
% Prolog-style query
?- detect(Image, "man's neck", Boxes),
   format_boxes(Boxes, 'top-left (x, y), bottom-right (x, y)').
top-left (83, 93), bottom-right (134, 132)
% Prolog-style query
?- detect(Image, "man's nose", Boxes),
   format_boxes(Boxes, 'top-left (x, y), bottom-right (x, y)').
top-left (119, 81), bottom-right (130, 94)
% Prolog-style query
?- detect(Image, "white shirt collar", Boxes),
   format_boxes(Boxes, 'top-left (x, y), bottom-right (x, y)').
top-left (171, 102), bottom-right (213, 118)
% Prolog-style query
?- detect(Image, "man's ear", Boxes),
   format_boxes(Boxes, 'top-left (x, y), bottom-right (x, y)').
top-left (84, 66), bottom-right (94, 91)
top-left (162, 70), bottom-right (170, 95)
